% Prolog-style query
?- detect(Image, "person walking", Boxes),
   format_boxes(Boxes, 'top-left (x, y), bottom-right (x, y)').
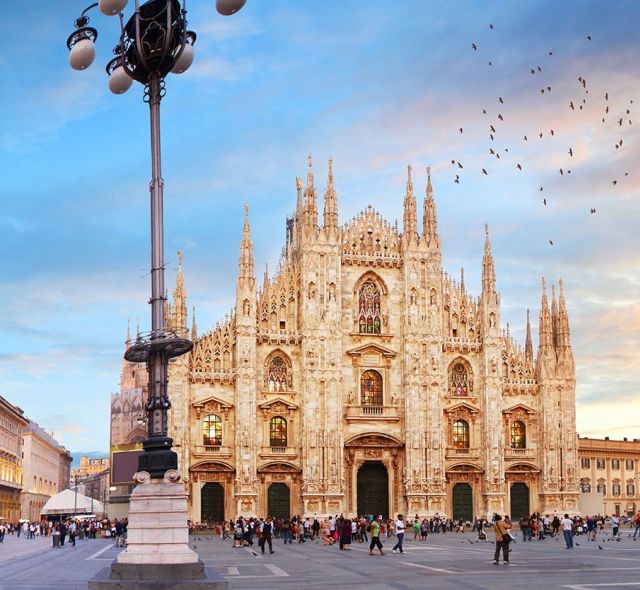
top-left (69, 520), bottom-right (77, 547)
top-left (519, 515), bottom-right (531, 541)
top-left (492, 514), bottom-right (511, 565)
top-left (368, 516), bottom-right (384, 555)
top-left (339, 518), bottom-right (352, 550)
top-left (610, 514), bottom-right (620, 539)
top-left (633, 512), bottom-right (640, 540)
top-left (392, 514), bottom-right (405, 554)
top-left (259, 516), bottom-right (275, 555)
top-left (561, 514), bottom-right (574, 549)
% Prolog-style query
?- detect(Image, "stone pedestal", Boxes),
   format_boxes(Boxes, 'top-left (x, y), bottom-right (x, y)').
top-left (88, 470), bottom-right (227, 590)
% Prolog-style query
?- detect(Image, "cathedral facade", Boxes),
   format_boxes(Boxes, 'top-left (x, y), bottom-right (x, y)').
top-left (133, 159), bottom-right (580, 522)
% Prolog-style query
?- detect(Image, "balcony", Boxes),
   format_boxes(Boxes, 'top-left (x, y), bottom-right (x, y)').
top-left (192, 445), bottom-right (233, 459)
top-left (345, 405), bottom-right (400, 423)
top-left (445, 447), bottom-right (480, 460)
top-left (505, 447), bottom-right (535, 460)
top-left (259, 446), bottom-right (297, 460)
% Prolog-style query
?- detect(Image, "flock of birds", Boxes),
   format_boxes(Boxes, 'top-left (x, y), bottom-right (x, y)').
top-left (452, 25), bottom-right (634, 246)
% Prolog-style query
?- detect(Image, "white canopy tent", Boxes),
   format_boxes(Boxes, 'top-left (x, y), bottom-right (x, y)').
top-left (40, 488), bottom-right (105, 517)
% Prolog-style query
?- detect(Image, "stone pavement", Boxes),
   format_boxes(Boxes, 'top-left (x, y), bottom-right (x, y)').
top-left (0, 529), bottom-right (639, 589)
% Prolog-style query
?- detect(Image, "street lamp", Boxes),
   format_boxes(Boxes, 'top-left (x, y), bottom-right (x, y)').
top-left (67, 1), bottom-right (246, 586)
top-left (66, 0), bottom-right (245, 480)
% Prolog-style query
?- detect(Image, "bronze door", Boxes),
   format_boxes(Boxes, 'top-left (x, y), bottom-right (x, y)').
top-left (201, 482), bottom-right (224, 523)
top-left (510, 482), bottom-right (530, 519)
top-left (357, 461), bottom-right (389, 519)
top-left (452, 483), bottom-right (473, 521)
top-left (267, 483), bottom-right (290, 518)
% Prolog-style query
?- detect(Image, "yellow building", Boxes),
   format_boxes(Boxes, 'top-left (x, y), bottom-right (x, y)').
top-left (578, 437), bottom-right (640, 516)
top-left (0, 396), bottom-right (28, 522)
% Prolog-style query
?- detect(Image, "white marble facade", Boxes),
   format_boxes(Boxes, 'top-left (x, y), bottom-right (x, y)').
top-left (129, 159), bottom-right (579, 522)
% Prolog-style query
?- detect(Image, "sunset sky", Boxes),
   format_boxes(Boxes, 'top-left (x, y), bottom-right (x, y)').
top-left (0, 0), bottom-right (638, 454)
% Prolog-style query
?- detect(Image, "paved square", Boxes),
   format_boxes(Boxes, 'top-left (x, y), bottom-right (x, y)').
top-left (0, 529), bottom-right (638, 589)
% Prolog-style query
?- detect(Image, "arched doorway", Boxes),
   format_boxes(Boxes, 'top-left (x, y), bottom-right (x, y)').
top-left (201, 483), bottom-right (224, 524)
top-left (452, 483), bottom-right (473, 521)
top-left (268, 483), bottom-right (290, 518)
top-left (510, 482), bottom-right (530, 519)
top-left (357, 462), bottom-right (389, 518)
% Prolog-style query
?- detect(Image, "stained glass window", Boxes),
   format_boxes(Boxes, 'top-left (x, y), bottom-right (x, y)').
top-left (203, 414), bottom-right (222, 446)
top-left (267, 354), bottom-right (289, 392)
top-left (452, 420), bottom-right (469, 449)
top-left (510, 420), bottom-right (526, 449)
top-left (450, 363), bottom-right (470, 396)
top-left (361, 370), bottom-right (383, 406)
top-left (358, 280), bottom-right (382, 334)
top-left (270, 416), bottom-right (287, 447)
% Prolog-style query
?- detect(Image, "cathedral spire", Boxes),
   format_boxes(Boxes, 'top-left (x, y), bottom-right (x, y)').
top-left (323, 156), bottom-right (339, 231)
top-left (402, 164), bottom-right (418, 242)
top-left (422, 166), bottom-right (439, 247)
top-left (303, 154), bottom-right (318, 230)
top-left (238, 204), bottom-right (255, 286)
top-left (481, 223), bottom-right (496, 294)
top-left (557, 278), bottom-right (571, 349)
top-left (460, 267), bottom-right (465, 293)
top-left (125, 319), bottom-right (131, 350)
top-left (171, 250), bottom-right (188, 332)
top-left (551, 283), bottom-right (559, 349)
top-left (538, 276), bottom-right (553, 350)
top-left (191, 306), bottom-right (198, 341)
top-left (525, 308), bottom-right (533, 362)
top-left (262, 263), bottom-right (269, 294)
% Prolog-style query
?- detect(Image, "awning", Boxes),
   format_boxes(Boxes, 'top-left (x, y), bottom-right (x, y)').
top-left (40, 489), bottom-right (105, 516)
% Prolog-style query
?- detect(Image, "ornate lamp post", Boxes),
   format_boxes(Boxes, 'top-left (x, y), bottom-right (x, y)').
top-left (67, 0), bottom-right (245, 480)
top-left (67, 1), bottom-right (246, 587)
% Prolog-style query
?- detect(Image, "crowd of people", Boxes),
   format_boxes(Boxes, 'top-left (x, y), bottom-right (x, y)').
top-left (0, 518), bottom-right (129, 548)
top-left (190, 510), bottom-right (640, 562)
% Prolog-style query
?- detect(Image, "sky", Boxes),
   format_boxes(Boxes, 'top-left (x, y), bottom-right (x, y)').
top-left (0, 0), bottom-right (638, 455)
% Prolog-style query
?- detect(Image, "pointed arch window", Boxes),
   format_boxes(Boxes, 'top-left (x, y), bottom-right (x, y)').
top-left (203, 414), bottom-right (222, 446)
top-left (450, 362), bottom-right (471, 396)
top-left (266, 353), bottom-right (290, 392)
top-left (452, 420), bottom-right (469, 449)
top-left (269, 416), bottom-right (288, 447)
top-left (358, 280), bottom-right (382, 334)
top-left (361, 370), bottom-right (383, 406)
top-left (510, 420), bottom-right (526, 449)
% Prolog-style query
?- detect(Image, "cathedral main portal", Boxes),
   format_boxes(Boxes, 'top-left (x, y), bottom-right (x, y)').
top-left (357, 462), bottom-right (389, 518)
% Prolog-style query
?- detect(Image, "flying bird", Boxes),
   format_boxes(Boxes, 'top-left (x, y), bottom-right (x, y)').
top-left (472, 43), bottom-right (477, 50)
top-left (488, 61), bottom-right (493, 66)
top-left (540, 186), bottom-right (544, 191)
top-left (570, 101), bottom-right (575, 110)
top-left (598, 545), bottom-right (603, 550)
top-left (482, 109), bottom-right (487, 114)
top-left (490, 134), bottom-right (494, 141)
top-left (490, 148), bottom-right (495, 155)
top-left (549, 240), bottom-right (554, 246)
top-left (451, 159), bottom-right (456, 165)
top-left (516, 163), bottom-right (522, 170)
top-left (540, 89), bottom-right (545, 94)
top-left (606, 106), bottom-right (609, 113)
top-left (498, 114), bottom-right (504, 121)
top-left (524, 135), bottom-right (528, 141)
top-left (547, 86), bottom-right (551, 92)
top-left (560, 168), bottom-right (564, 175)
top-left (549, 51), bottom-right (553, 55)
top-left (454, 175), bottom-right (460, 184)
top-left (495, 153), bottom-right (501, 159)
top-left (490, 124), bottom-right (496, 132)
top-left (550, 129), bottom-right (555, 136)
top-left (605, 93), bottom-right (608, 100)
top-left (482, 169), bottom-right (488, 175)
top-left (458, 162), bottom-right (463, 169)
top-left (618, 118), bottom-right (623, 126)
top-left (612, 180), bottom-right (618, 185)
top-left (498, 97), bottom-right (504, 103)
top-left (543, 198), bottom-right (547, 205)
top-left (569, 147), bottom-right (573, 157)
top-left (590, 208), bottom-right (596, 214)
top-left (531, 68), bottom-right (535, 75)
top-left (459, 128), bottom-right (464, 133)
top-left (538, 66), bottom-right (542, 72)
top-left (539, 132), bottom-right (543, 138)
top-left (586, 35), bottom-right (592, 41)
top-left (489, 23), bottom-right (493, 29)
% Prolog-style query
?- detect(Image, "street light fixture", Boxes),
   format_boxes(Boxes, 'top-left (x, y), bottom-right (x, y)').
top-left (67, 1), bottom-right (246, 586)
top-left (66, 0), bottom-right (245, 480)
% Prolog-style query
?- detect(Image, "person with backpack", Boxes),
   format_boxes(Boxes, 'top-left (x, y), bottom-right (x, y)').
top-left (368, 515), bottom-right (384, 556)
top-left (492, 514), bottom-right (511, 564)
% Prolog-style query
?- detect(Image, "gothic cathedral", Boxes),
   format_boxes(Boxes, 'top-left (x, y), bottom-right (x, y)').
top-left (131, 157), bottom-right (579, 522)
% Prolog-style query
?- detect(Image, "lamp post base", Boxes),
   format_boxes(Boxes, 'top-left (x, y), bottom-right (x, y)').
top-left (88, 470), bottom-right (227, 590)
